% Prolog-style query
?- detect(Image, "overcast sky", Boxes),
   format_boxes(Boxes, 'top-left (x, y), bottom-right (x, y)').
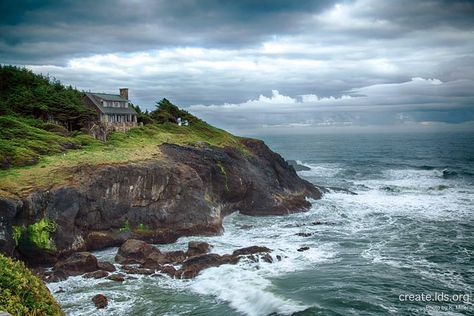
top-left (1, 0), bottom-right (473, 133)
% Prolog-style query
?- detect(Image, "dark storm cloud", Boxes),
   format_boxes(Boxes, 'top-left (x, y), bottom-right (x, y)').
top-left (0, 0), bottom-right (338, 64)
top-left (356, 0), bottom-right (474, 30)
top-left (1, 0), bottom-right (474, 131)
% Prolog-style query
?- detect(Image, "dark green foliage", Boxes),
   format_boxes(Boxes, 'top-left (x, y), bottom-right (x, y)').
top-left (0, 65), bottom-right (95, 129)
top-left (151, 98), bottom-right (200, 124)
top-left (130, 103), bottom-right (154, 125)
top-left (0, 254), bottom-right (63, 315)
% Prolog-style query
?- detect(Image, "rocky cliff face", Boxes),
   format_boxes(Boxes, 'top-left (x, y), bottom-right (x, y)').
top-left (0, 139), bottom-right (320, 264)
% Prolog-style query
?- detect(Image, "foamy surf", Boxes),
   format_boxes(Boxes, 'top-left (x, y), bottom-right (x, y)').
top-left (191, 266), bottom-right (307, 316)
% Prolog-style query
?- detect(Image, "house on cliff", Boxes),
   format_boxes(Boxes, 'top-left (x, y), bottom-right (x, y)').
top-left (82, 88), bottom-right (137, 131)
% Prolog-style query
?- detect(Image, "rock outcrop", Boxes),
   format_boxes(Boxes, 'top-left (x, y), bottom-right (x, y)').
top-left (115, 239), bottom-right (161, 264)
top-left (92, 294), bottom-right (108, 309)
top-left (112, 240), bottom-right (274, 279)
top-left (186, 241), bottom-right (211, 257)
top-left (40, 240), bottom-right (277, 282)
top-left (0, 139), bottom-right (320, 264)
top-left (54, 252), bottom-right (99, 276)
top-left (287, 160), bottom-right (311, 171)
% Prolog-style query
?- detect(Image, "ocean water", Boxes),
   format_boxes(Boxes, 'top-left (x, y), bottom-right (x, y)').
top-left (48, 131), bottom-right (474, 315)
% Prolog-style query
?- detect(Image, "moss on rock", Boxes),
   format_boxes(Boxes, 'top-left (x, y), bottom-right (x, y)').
top-left (0, 254), bottom-right (63, 315)
top-left (15, 219), bottom-right (57, 252)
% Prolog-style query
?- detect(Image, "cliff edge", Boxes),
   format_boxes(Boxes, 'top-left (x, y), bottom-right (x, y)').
top-left (0, 138), bottom-right (320, 264)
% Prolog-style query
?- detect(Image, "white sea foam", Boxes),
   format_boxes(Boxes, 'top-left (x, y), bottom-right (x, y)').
top-left (161, 212), bottom-right (339, 315)
top-left (48, 276), bottom-right (139, 316)
top-left (296, 161), bottom-right (342, 178)
top-left (191, 266), bottom-right (306, 316)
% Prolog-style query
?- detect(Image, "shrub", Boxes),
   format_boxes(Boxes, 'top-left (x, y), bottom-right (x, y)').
top-left (0, 254), bottom-right (63, 315)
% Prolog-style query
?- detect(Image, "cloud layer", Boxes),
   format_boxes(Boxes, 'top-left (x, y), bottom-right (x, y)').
top-left (188, 78), bottom-right (474, 132)
top-left (1, 0), bottom-right (473, 132)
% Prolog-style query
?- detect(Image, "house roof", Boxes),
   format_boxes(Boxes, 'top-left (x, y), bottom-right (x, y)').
top-left (85, 92), bottom-right (137, 115)
top-left (91, 93), bottom-right (128, 102)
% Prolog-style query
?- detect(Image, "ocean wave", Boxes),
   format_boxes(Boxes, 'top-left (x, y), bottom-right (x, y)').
top-left (295, 161), bottom-right (342, 178)
top-left (191, 266), bottom-right (307, 316)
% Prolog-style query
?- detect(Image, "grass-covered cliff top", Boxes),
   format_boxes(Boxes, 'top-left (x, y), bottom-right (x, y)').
top-left (0, 115), bottom-right (245, 198)
top-left (0, 65), bottom-right (246, 198)
top-left (0, 254), bottom-right (63, 315)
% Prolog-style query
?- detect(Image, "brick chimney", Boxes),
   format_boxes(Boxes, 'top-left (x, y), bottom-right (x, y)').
top-left (119, 88), bottom-right (129, 100)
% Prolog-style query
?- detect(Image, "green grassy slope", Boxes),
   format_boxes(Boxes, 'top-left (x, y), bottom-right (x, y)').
top-left (0, 116), bottom-right (245, 198)
top-left (0, 115), bottom-right (95, 169)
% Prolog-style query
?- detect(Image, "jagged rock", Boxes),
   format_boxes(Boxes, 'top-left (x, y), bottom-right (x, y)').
top-left (287, 160), bottom-right (311, 171)
top-left (295, 232), bottom-right (313, 237)
top-left (160, 265), bottom-right (177, 277)
top-left (107, 273), bottom-right (125, 282)
top-left (262, 254), bottom-right (273, 263)
top-left (115, 239), bottom-right (161, 264)
top-left (84, 270), bottom-right (109, 279)
top-left (98, 261), bottom-right (116, 272)
top-left (54, 252), bottom-right (99, 276)
top-left (54, 287), bottom-right (65, 293)
top-left (163, 250), bottom-right (186, 263)
top-left (232, 246), bottom-right (272, 256)
top-left (42, 269), bottom-right (68, 283)
top-left (297, 246), bottom-right (310, 252)
top-left (181, 253), bottom-right (223, 268)
top-left (276, 255), bottom-right (282, 261)
top-left (178, 253), bottom-right (232, 279)
top-left (179, 268), bottom-right (199, 279)
top-left (186, 241), bottom-right (211, 257)
top-left (247, 254), bottom-right (258, 262)
top-left (92, 294), bottom-right (108, 309)
top-left (142, 258), bottom-right (162, 270)
top-left (221, 254), bottom-right (240, 264)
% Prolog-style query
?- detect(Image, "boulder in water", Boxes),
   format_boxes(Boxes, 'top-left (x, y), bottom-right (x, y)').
top-left (160, 265), bottom-right (177, 277)
top-left (232, 246), bottom-right (271, 256)
top-left (98, 261), bottom-right (116, 272)
top-left (442, 169), bottom-right (457, 178)
top-left (107, 273), bottom-right (125, 282)
top-left (178, 253), bottom-right (235, 279)
top-left (42, 269), bottom-right (68, 283)
top-left (84, 270), bottom-right (109, 279)
top-left (54, 252), bottom-right (99, 276)
top-left (164, 250), bottom-right (187, 263)
top-left (295, 232), bottom-right (313, 237)
top-left (261, 253), bottom-right (273, 263)
top-left (287, 160), bottom-right (311, 171)
top-left (297, 246), bottom-right (310, 252)
top-left (92, 294), bottom-right (108, 309)
top-left (115, 239), bottom-right (161, 264)
top-left (186, 241), bottom-right (211, 257)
